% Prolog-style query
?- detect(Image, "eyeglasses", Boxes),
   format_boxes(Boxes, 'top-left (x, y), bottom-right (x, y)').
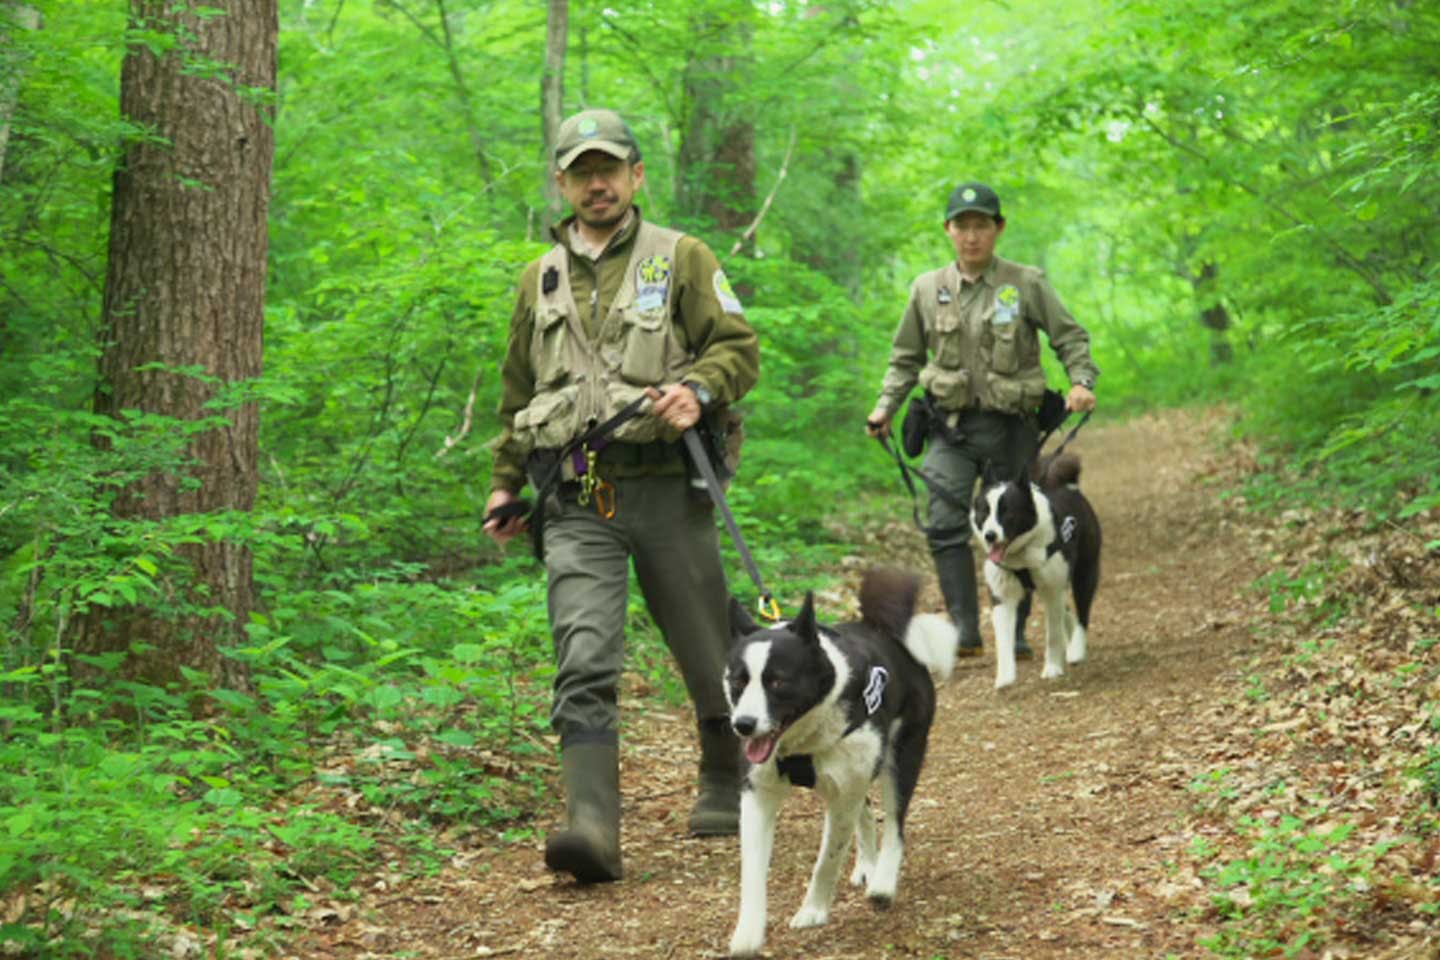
top-left (563, 160), bottom-right (627, 184)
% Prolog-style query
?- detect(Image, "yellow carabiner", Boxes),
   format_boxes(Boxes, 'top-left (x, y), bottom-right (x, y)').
top-left (757, 594), bottom-right (783, 623)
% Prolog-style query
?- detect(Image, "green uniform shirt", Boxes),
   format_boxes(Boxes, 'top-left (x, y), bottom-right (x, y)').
top-left (489, 209), bottom-right (760, 494)
top-left (876, 255), bottom-right (1099, 418)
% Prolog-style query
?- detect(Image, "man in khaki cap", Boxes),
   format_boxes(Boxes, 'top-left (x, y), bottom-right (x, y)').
top-left (866, 181), bottom-right (1099, 664)
top-left (484, 108), bottom-right (759, 883)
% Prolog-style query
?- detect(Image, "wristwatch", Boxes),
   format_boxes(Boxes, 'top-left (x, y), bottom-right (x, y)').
top-left (1074, 378), bottom-right (1095, 390)
top-left (683, 380), bottom-right (713, 409)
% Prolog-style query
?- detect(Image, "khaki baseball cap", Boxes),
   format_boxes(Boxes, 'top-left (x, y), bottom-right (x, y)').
top-left (555, 109), bottom-right (639, 170)
top-left (945, 181), bottom-right (1003, 221)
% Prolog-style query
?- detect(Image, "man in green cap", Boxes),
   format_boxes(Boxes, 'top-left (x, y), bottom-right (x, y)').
top-left (484, 108), bottom-right (760, 883)
top-left (865, 181), bottom-right (1099, 662)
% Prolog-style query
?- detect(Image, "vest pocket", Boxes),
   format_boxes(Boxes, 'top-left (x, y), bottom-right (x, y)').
top-left (618, 307), bottom-right (670, 385)
top-left (918, 365), bottom-right (971, 410)
top-left (513, 385), bottom-right (580, 452)
top-left (989, 316), bottom-right (1022, 374)
top-left (930, 303), bottom-right (965, 367)
top-left (984, 371), bottom-right (1046, 416)
top-left (532, 306), bottom-right (570, 387)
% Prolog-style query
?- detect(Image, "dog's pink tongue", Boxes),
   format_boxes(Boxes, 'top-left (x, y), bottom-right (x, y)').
top-left (744, 734), bottom-right (777, 765)
top-left (988, 544), bottom-right (1007, 564)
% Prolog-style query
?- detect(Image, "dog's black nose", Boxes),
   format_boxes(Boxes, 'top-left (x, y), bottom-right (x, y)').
top-left (733, 716), bottom-right (756, 737)
top-left (984, 530), bottom-right (997, 543)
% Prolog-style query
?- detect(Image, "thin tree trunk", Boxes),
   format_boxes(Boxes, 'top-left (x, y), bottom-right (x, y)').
top-left (540, 0), bottom-right (568, 234)
top-left (74, 0), bottom-right (277, 692)
top-left (0, 3), bottom-right (42, 185)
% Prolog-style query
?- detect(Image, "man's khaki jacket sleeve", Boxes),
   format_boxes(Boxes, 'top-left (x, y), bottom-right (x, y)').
top-left (488, 260), bottom-right (542, 496)
top-left (875, 283), bottom-right (927, 416)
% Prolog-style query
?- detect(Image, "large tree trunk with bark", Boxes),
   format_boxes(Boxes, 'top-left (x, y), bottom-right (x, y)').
top-left (74, 0), bottom-right (277, 691)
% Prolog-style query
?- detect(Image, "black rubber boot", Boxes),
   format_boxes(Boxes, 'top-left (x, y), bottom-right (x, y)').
top-left (933, 543), bottom-right (982, 655)
top-left (544, 735), bottom-right (623, 883)
top-left (688, 717), bottom-right (741, 836)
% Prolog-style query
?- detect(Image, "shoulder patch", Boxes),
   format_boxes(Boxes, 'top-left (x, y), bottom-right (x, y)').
top-left (713, 269), bottom-right (744, 314)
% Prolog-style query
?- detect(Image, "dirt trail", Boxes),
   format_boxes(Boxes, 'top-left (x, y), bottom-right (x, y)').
top-left (300, 409), bottom-right (1266, 959)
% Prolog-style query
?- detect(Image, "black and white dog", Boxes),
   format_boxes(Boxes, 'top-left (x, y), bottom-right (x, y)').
top-left (971, 452), bottom-right (1102, 690)
top-left (723, 568), bottom-right (957, 958)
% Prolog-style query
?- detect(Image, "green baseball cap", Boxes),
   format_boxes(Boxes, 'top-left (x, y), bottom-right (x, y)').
top-left (555, 109), bottom-right (640, 170)
top-left (945, 181), bottom-right (1002, 221)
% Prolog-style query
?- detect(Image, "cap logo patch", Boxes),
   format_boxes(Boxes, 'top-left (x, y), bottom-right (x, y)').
top-left (578, 117), bottom-right (599, 137)
top-left (962, 188), bottom-right (977, 202)
top-left (713, 269), bottom-right (743, 314)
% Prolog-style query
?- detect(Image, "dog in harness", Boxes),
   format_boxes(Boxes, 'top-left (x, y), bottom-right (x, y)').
top-left (970, 452), bottom-right (1102, 689)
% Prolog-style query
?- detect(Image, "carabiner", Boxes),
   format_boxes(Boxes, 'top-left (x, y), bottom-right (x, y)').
top-left (593, 479), bottom-right (616, 519)
top-left (757, 594), bottom-right (783, 623)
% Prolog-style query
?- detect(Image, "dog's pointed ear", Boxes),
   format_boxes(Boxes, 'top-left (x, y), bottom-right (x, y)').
top-left (794, 591), bottom-right (819, 643)
top-left (729, 596), bottom-right (759, 640)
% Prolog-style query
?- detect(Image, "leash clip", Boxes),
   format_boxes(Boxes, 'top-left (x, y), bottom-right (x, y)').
top-left (756, 594), bottom-right (782, 623)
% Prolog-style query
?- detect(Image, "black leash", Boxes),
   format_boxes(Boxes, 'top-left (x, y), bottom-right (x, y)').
top-left (874, 432), bottom-right (969, 535)
top-left (1036, 409), bottom-right (1093, 462)
top-left (876, 406), bottom-right (1096, 534)
top-left (682, 426), bottom-right (782, 622)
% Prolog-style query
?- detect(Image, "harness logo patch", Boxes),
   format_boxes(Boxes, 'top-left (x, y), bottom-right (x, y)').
top-left (713, 269), bottom-right (744, 314)
top-left (1061, 515), bottom-right (1078, 543)
top-left (863, 666), bottom-right (889, 715)
top-left (635, 255), bottom-right (672, 311)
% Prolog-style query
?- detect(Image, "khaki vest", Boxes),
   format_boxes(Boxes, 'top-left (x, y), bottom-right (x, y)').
top-left (912, 259), bottom-right (1048, 416)
top-left (511, 222), bottom-right (694, 452)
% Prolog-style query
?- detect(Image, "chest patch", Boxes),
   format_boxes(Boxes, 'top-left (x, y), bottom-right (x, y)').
top-left (635, 255), bottom-right (671, 311)
top-left (863, 666), bottom-right (889, 715)
top-left (995, 284), bottom-right (1020, 325)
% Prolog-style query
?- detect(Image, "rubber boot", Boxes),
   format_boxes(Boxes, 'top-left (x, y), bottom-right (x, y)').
top-left (544, 735), bottom-right (623, 883)
top-left (933, 544), bottom-right (983, 656)
top-left (688, 717), bottom-right (741, 836)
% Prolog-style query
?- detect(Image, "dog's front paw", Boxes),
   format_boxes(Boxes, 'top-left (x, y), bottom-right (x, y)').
top-left (1041, 661), bottom-right (1064, 680)
top-left (789, 904), bottom-right (830, 929)
top-left (728, 920), bottom-right (765, 958)
top-left (994, 669), bottom-right (1016, 690)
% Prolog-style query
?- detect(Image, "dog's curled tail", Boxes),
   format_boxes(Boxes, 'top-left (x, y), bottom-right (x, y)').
top-left (904, 614), bottom-right (959, 686)
top-left (858, 566), bottom-right (922, 639)
top-left (1039, 451), bottom-right (1083, 489)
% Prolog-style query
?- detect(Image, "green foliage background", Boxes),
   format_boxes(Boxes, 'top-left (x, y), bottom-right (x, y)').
top-left (1, 0), bottom-right (1437, 954)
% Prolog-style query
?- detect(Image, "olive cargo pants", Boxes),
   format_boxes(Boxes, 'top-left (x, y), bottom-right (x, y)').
top-left (542, 473), bottom-right (732, 736)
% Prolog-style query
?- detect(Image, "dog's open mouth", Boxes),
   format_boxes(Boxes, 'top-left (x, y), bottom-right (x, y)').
top-left (742, 732), bottom-right (780, 765)
top-left (988, 542), bottom-right (1008, 564)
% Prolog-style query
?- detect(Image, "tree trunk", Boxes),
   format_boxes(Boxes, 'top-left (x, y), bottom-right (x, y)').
top-left (1193, 261), bottom-right (1235, 365)
top-left (676, 10), bottom-right (756, 253)
top-left (540, 0), bottom-right (568, 235)
top-left (75, 0), bottom-right (277, 692)
top-left (0, 3), bottom-right (42, 185)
